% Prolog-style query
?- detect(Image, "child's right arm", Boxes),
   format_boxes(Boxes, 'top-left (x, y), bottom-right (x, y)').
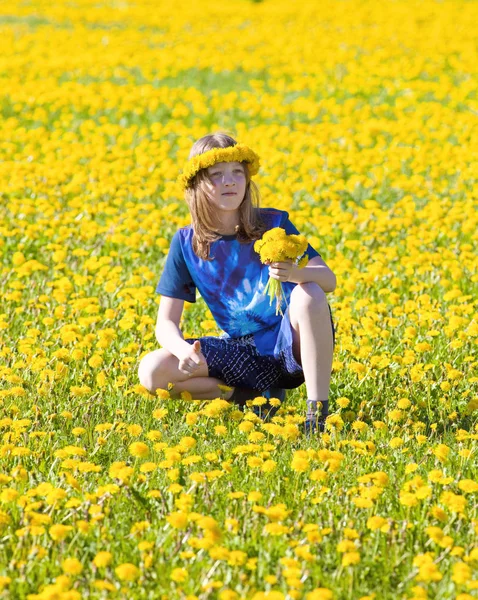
top-left (155, 296), bottom-right (205, 375)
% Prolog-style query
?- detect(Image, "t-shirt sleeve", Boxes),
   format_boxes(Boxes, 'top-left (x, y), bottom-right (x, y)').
top-left (280, 211), bottom-right (321, 259)
top-left (155, 231), bottom-right (197, 303)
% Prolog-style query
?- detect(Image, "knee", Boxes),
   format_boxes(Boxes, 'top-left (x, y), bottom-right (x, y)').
top-left (290, 282), bottom-right (328, 314)
top-left (138, 349), bottom-right (176, 393)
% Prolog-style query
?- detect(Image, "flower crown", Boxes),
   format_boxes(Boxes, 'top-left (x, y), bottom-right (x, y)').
top-left (178, 143), bottom-right (260, 191)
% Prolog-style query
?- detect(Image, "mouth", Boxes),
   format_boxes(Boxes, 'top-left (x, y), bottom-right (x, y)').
top-left (222, 192), bottom-right (237, 196)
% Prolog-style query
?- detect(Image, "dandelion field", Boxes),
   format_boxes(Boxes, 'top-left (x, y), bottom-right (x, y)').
top-left (1, 0), bottom-right (478, 598)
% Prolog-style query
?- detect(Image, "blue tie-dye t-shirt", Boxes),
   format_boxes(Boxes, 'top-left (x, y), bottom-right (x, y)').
top-left (156, 208), bottom-right (321, 357)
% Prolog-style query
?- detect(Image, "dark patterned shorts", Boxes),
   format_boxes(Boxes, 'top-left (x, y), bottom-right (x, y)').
top-left (185, 309), bottom-right (335, 391)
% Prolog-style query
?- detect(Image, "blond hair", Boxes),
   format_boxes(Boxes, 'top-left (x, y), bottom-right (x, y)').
top-left (185, 132), bottom-right (268, 260)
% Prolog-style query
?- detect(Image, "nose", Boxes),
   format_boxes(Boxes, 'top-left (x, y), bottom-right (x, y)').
top-left (223, 171), bottom-right (235, 186)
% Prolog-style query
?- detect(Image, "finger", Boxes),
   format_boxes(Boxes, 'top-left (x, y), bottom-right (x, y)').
top-left (193, 340), bottom-right (201, 353)
top-left (272, 262), bottom-right (291, 268)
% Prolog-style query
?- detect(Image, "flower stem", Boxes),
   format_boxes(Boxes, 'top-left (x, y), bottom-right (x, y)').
top-left (264, 277), bottom-right (285, 316)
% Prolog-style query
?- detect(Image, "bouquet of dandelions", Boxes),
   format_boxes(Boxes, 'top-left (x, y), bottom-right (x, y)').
top-left (254, 227), bottom-right (309, 315)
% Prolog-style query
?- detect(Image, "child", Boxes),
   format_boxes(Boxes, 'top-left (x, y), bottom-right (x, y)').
top-left (138, 132), bottom-right (336, 433)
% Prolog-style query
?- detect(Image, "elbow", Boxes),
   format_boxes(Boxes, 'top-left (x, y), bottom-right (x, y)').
top-left (331, 272), bottom-right (337, 292)
top-left (325, 271), bottom-right (337, 293)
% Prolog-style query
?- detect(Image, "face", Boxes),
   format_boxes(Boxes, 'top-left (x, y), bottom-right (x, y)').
top-left (205, 161), bottom-right (247, 213)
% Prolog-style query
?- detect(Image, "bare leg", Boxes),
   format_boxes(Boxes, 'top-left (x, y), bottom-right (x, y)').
top-left (169, 377), bottom-right (233, 400)
top-left (288, 283), bottom-right (334, 401)
top-left (138, 348), bottom-right (233, 400)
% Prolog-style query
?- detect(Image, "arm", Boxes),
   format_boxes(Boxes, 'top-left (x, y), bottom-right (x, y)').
top-left (277, 212), bottom-right (336, 292)
top-left (289, 255), bottom-right (336, 292)
top-left (269, 256), bottom-right (337, 293)
top-left (155, 296), bottom-right (195, 359)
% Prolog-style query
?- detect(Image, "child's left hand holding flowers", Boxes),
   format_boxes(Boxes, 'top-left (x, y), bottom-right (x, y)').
top-left (254, 228), bottom-right (310, 315)
top-left (266, 260), bottom-right (295, 283)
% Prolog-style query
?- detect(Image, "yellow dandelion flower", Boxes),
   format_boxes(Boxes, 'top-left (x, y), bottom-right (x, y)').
top-left (49, 524), bottom-right (73, 542)
top-left (93, 551), bottom-right (113, 568)
top-left (128, 442), bottom-right (149, 458)
top-left (61, 557), bottom-right (83, 575)
top-left (167, 511), bottom-right (188, 530)
top-left (342, 551), bottom-right (360, 567)
top-left (115, 563), bottom-right (140, 582)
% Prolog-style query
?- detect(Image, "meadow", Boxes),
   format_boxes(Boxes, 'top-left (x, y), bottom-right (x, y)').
top-left (0, 0), bottom-right (477, 598)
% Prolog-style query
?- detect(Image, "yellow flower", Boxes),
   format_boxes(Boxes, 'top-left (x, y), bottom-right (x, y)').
top-left (0, 577), bottom-right (11, 590)
top-left (127, 424), bottom-right (143, 437)
top-left (366, 516), bottom-right (388, 531)
top-left (179, 144), bottom-right (260, 190)
top-left (239, 421), bottom-right (254, 433)
top-left (430, 506), bottom-right (448, 523)
top-left (156, 388), bottom-right (170, 400)
top-left (458, 479), bottom-right (478, 493)
top-left (61, 557), bottom-right (83, 575)
top-left (219, 591), bottom-right (239, 600)
top-left (440, 491), bottom-right (466, 514)
top-left (88, 354), bottom-right (103, 368)
top-left (167, 511), bottom-right (189, 529)
top-left (115, 563), bottom-right (140, 582)
top-left (129, 442), bottom-right (149, 458)
top-left (93, 551), bottom-right (113, 568)
top-left (153, 408), bottom-right (168, 419)
top-left (263, 523), bottom-right (290, 535)
top-left (0, 489), bottom-right (19, 503)
top-left (291, 451), bottom-right (309, 472)
top-left (254, 228), bottom-right (310, 315)
top-left (179, 436), bottom-right (197, 449)
top-left (342, 552), bottom-right (360, 567)
top-left (262, 460), bottom-right (277, 473)
top-left (413, 553), bottom-right (443, 582)
top-left (336, 397), bottom-right (350, 409)
top-left (248, 491), bottom-right (263, 502)
top-left (297, 254), bottom-right (309, 268)
top-left (247, 456), bottom-right (263, 468)
top-left (72, 427), bottom-right (86, 436)
top-left (306, 589), bottom-right (333, 600)
top-left (169, 567), bottom-right (188, 582)
top-left (387, 409), bottom-right (403, 422)
top-left (49, 524), bottom-right (73, 542)
top-left (433, 444), bottom-right (450, 462)
top-left (228, 550), bottom-right (248, 566)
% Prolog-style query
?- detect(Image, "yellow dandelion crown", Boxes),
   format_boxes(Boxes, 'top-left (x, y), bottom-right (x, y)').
top-left (178, 143), bottom-right (260, 191)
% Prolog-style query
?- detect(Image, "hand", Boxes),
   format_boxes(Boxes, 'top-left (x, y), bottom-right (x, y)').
top-left (178, 341), bottom-right (205, 377)
top-left (266, 260), bottom-right (294, 282)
